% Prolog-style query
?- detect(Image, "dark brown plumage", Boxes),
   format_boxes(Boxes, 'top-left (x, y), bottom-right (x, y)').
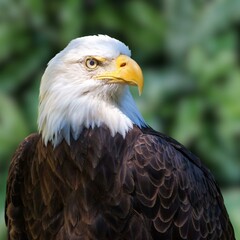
top-left (5, 125), bottom-right (235, 239)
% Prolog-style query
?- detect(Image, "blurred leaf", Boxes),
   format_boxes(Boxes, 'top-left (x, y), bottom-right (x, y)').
top-left (0, 46), bottom-right (49, 92)
top-left (125, 1), bottom-right (165, 59)
top-left (165, 0), bottom-right (240, 59)
top-left (172, 98), bottom-right (203, 145)
top-left (22, 76), bottom-right (39, 132)
top-left (0, 209), bottom-right (7, 240)
top-left (223, 189), bottom-right (240, 238)
top-left (58, 0), bottom-right (84, 44)
top-left (0, 93), bottom-right (28, 161)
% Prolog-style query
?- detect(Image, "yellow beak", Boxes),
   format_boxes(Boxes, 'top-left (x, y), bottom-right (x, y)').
top-left (96, 55), bottom-right (144, 95)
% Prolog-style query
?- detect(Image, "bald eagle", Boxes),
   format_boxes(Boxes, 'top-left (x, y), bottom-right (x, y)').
top-left (5, 35), bottom-right (235, 240)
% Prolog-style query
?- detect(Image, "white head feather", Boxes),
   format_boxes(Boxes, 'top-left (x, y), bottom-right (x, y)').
top-left (38, 35), bottom-right (146, 146)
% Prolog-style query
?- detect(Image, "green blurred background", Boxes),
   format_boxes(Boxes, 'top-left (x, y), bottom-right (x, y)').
top-left (1, 0), bottom-right (240, 238)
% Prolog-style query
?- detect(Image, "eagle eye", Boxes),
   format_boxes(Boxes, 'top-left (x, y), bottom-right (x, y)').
top-left (85, 58), bottom-right (98, 69)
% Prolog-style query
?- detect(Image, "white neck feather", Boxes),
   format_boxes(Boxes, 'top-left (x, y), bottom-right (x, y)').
top-left (38, 85), bottom-right (146, 146)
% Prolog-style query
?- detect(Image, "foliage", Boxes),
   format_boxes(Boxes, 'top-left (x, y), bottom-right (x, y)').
top-left (0, 0), bottom-right (239, 238)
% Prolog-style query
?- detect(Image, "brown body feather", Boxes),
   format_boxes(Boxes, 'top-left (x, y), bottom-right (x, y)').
top-left (5, 126), bottom-right (235, 239)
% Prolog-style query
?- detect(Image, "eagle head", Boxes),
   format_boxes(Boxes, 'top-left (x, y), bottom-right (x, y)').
top-left (38, 35), bottom-right (146, 146)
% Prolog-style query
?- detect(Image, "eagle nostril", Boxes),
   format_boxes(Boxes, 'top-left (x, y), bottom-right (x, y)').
top-left (120, 62), bottom-right (126, 67)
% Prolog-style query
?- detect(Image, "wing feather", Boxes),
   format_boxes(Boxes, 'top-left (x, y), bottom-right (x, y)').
top-left (5, 134), bottom-right (39, 239)
top-left (130, 128), bottom-right (235, 239)
top-left (5, 126), bottom-right (235, 239)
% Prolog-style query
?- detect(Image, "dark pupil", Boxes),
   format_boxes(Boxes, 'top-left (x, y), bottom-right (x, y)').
top-left (90, 60), bottom-right (95, 66)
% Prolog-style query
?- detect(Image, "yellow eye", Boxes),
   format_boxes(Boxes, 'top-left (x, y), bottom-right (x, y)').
top-left (85, 58), bottom-right (98, 69)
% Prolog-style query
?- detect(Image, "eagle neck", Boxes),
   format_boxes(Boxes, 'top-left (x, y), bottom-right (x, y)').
top-left (38, 87), bottom-right (146, 147)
